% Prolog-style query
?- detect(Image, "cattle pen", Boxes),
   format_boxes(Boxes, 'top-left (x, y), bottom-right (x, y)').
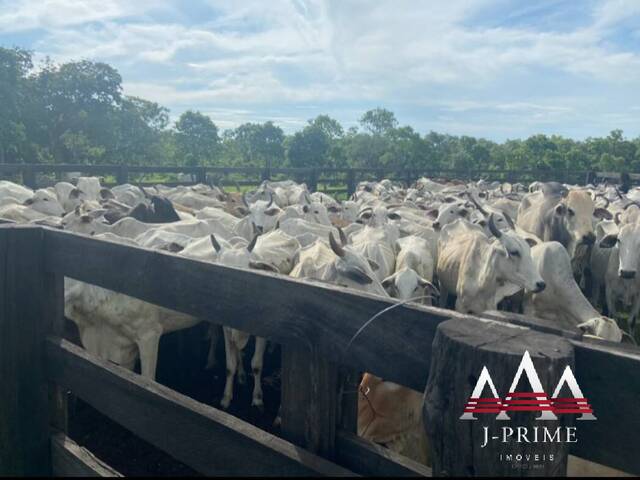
top-left (1, 223), bottom-right (640, 477)
top-left (1, 163), bottom-right (638, 195)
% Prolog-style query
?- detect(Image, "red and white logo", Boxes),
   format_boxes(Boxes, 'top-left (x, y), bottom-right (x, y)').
top-left (460, 351), bottom-right (596, 421)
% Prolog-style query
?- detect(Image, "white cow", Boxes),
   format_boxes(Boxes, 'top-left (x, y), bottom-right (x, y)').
top-left (437, 215), bottom-right (546, 314)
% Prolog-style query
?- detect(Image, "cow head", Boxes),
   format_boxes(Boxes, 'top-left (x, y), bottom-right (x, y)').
top-left (24, 189), bottom-right (65, 216)
top-left (242, 191), bottom-right (282, 233)
top-left (599, 222), bottom-right (640, 280)
top-left (328, 232), bottom-right (387, 296)
top-left (301, 200), bottom-right (332, 226)
top-left (382, 267), bottom-right (439, 304)
top-left (431, 202), bottom-right (470, 231)
top-left (577, 317), bottom-right (626, 343)
top-left (357, 205), bottom-right (400, 227)
top-left (61, 206), bottom-right (109, 235)
top-left (554, 190), bottom-right (599, 254)
top-left (488, 214), bottom-right (546, 294)
top-left (209, 233), bottom-right (278, 272)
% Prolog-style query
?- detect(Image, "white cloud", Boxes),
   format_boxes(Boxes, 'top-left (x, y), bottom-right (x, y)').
top-left (2, 0), bottom-right (639, 139)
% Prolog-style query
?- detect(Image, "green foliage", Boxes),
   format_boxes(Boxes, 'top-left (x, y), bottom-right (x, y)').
top-left (1, 47), bottom-right (639, 173)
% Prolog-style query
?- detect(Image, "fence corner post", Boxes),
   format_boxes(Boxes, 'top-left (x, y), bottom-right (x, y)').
top-left (346, 170), bottom-right (356, 196)
top-left (22, 164), bottom-right (36, 189)
top-left (423, 317), bottom-right (573, 477)
top-left (0, 226), bottom-right (51, 476)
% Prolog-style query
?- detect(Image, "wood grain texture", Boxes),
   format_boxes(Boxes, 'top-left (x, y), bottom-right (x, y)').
top-left (423, 317), bottom-right (573, 477)
top-left (51, 432), bottom-right (122, 477)
top-left (336, 430), bottom-right (432, 477)
top-left (45, 337), bottom-right (355, 477)
top-left (0, 226), bottom-right (50, 475)
top-left (281, 345), bottom-right (339, 460)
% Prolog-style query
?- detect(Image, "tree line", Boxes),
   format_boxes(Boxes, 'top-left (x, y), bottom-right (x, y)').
top-left (2, 46), bottom-right (639, 173)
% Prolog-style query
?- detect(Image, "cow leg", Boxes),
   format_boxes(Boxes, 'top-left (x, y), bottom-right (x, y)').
top-left (221, 328), bottom-right (237, 410)
top-left (136, 327), bottom-right (162, 380)
top-left (236, 346), bottom-right (247, 385)
top-left (606, 285), bottom-right (617, 320)
top-left (205, 324), bottom-right (219, 370)
top-left (629, 297), bottom-right (640, 338)
top-left (250, 337), bottom-right (267, 410)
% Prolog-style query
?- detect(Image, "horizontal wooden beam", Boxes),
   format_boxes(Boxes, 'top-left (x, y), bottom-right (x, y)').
top-left (336, 431), bottom-right (432, 477)
top-left (46, 337), bottom-right (355, 477)
top-left (51, 432), bottom-right (122, 477)
top-left (44, 228), bottom-right (459, 391)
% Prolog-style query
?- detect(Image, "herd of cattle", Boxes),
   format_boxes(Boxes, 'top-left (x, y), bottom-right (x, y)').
top-left (1, 174), bottom-right (639, 466)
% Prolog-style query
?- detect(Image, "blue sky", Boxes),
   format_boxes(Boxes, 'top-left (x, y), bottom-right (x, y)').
top-left (1, 0), bottom-right (639, 141)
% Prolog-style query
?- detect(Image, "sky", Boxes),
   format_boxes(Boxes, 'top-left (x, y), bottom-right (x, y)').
top-left (0, 0), bottom-right (639, 141)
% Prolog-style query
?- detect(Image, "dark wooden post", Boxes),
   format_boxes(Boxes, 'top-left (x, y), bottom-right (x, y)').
top-left (196, 167), bottom-right (207, 185)
top-left (0, 226), bottom-right (51, 475)
top-left (346, 170), bottom-right (356, 196)
top-left (116, 165), bottom-right (128, 185)
top-left (424, 318), bottom-right (574, 477)
top-left (280, 344), bottom-right (340, 460)
top-left (22, 164), bottom-right (36, 189)
top-left (308, 168), bottom-right (318, 193)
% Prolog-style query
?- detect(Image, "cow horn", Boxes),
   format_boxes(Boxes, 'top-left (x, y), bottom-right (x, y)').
top-left (138, 185), bottom-right (149, 199)
top-left (503, 211), bottom-right (516, 230)
top-left (242, 191), bottom-right (250, 208)
top-left (329, 232), bottom-right (346, 257)
top-left (615, 212), bottom-right (621, 225)
top-left (594, 193), bottom-right (610, 209)
top-left (338, 226), bottom-right (348, 246)
top-left (304, 191), bottom-right (311, 205)
top-left (247, 233), bottom-right (259, 252)
top-left (466, 191), bottom-right (488, 216)
top-left (488, 213), bottom-right (502, 238)
top-left (267, 192), bottom-right (274, 208)
top-left (210, 234), bottom-right (222, 252)
top-left (624, 201), bottom-right (640, 210)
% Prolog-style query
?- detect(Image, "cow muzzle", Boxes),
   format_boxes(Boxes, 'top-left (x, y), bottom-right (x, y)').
top-left (533, 281), bottom-right (546, 293)
top-left (581, 233), bottom-right (596, 246)
top-left (620, 270), bottom-right (636, 280)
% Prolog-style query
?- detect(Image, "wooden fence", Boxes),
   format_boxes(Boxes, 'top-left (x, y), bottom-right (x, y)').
top-left (2, 163), bottom-right (637, 195)
top-left (1, 225), bottom-right (640, 476)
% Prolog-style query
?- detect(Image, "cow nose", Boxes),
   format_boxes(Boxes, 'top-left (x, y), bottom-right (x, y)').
top-left (582, 233), bottom-right (595, 245)
top-left (620, 270), bottom-right (636, 280)
top-left (534, 281), bottom-right (546, 293)
top-left (432, 221), bottom-right (440, 231)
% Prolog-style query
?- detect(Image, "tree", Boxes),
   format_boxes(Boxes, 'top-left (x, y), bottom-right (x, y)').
top-left (287, 124), bottom-right (331, 168)
top-left (359, 108), bottom-right (398, 135)
top-left (174, 111), bottom-right (219, 166)
top-left (229, 121), bottom-right (285, 169)
top-left (0, 47), bottom-right (32, 163)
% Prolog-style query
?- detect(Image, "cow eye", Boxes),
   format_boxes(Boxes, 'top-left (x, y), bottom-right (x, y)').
top-left (568, 208), bottom-right (575, 216)
top-left (265, 208), bottom-right (279, 216)
top-left (361, 212), bottom-right (372, 219)
top-left (509, 250), bottom-right (520, 257)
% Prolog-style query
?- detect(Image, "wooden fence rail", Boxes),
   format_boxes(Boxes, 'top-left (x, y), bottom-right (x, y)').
top-left (1, 163), bottom-right (637, 195)
top-left (1, 225), bottom-right (640, 476)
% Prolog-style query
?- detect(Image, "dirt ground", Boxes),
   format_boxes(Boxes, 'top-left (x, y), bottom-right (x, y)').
top-left (66, 322), bottom-right (283, 476)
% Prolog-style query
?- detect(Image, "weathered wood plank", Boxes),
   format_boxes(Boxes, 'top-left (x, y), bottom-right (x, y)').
top-left (51, 433), bottom-right (122, 477)
top-left (46, 271), bottom-right (68, 433)
top-left (0, 226), bottom-right (50, 476)
top-left (335, 431), bottom-right (432, 477)
top-left (44, 228), bottom-right (453, 391)
top-left (45, 337), bottom-right (355, 477)
top-left (569, 340), bottom-right (640, 475)
top-left (281, 345), bottom-right (340, 460)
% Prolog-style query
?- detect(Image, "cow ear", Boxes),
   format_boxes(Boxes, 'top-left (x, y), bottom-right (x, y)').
top-left (426, 209), bottom-right (439, 220)
top-left (99, 188), bottom-right (114, 201)
top-left (69, 188), bottom-right (82, 199)
top-left (593, 207), bottom-right (613, 220)
top-left (368, 259), bottom-right (380, 271)
top-left (459, 208), bottom-right (469, 218)
top-left (80, 215), bottom-right (92, 223)
top-left (302, 204), bottom-right (310, 213)
top-left (23, 198), bottom-right (34, 206)
top-left (249, 261), bottom-right (279, 273)
top-left (337, 262), bottom-right (373, 285)
top-left (235, 206), bottom-right (249, 216)
top-left (525, 237), bottom-right (538, 247)
top-left (599, 234), bottom-right (618, 248)
top-left (387, 212), bottom-right (401, 220)
top-left (555, 203), bottom-right (566, 215)
top-left (381, 274), bottom-right (396, 289)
